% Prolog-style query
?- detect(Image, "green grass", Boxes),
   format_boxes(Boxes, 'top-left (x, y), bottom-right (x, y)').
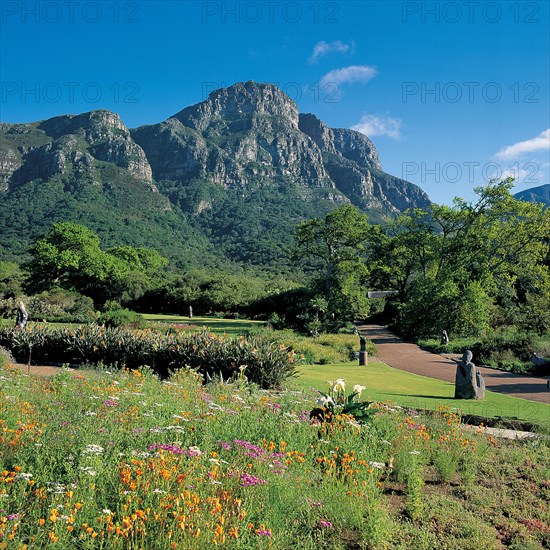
top-left (140, 313), bottom-right (265, 336)
top-left (0, 315), bottom-right (265, 337)
top-left (293, 361), bottom-right (550, 427)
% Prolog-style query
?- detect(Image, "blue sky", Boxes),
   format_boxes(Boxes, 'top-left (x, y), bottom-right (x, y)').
top-left (1, 0), bottom-right (549, 204)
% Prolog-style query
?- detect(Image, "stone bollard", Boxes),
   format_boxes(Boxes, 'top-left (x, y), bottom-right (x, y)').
top-left (359, 336), bottom-right (368, 366)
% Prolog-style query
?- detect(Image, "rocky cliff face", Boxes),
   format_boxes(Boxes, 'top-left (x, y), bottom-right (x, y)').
top-left (39, 110), bottom-right (153, 182)
top-left (131, 82), bottom-right (429, 212)
top-left (1, 82), bottom-right (429, 212)
top-left (1, 110), bottom-right (153, 191)
top-left (132, 81), bottom-right (332, 190)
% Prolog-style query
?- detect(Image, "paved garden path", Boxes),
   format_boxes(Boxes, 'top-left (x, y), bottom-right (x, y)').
top-left (358, 324), bottom-right (550, 406)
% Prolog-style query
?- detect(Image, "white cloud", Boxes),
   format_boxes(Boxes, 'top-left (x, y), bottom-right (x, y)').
top-left (320, 65), bottom-right (377, 87)
top-left (351, 113), bottom-right (402, 139)
top-left (309, 40), bottom-right (351, 63)
top-left (494, 129), bottom-right (550, 160)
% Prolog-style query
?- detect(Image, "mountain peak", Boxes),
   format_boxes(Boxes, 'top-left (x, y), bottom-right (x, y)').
top-left (515, 184), bottom-right (550, 208)
top-left (172, 81), bottom-right (299, 131)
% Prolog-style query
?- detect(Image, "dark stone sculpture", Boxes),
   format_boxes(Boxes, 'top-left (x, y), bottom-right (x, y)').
top-left (440, 330), bottom-right (449, 345)
top-left (455, 350), bottom-right (485, 400)
top-left (531, 352), bottom-right (550, 376)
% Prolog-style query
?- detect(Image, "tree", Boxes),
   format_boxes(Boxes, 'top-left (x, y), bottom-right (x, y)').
top-left (294, 205), bottom-right (371, 328)
top-left (372, 180), bottom-right (550, 338)
top-left (27, 222), bottom-right (168, 305)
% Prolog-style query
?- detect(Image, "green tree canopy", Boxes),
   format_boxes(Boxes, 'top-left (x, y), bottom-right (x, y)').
top-left (369, 180), bottom-right (550, 337)
top-left (294, 204), bottom-right (371, 329)
top-left (27, 222), bottom-right (168, 304)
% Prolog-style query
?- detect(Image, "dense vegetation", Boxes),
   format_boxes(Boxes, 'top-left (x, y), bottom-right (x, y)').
top-left (0, 179), bottom-right (548, 373)
top-left (0, 324), bottom-right (296, 388)
top-left (0, 168), bottom-right (219, 268)
top-left (290, 181), bottom-right (549, 344)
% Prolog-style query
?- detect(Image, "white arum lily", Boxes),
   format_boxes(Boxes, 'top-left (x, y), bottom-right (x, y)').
top-left (317, 395), bottom-right (334, 408)
top-left (353, 384), bottom-right (366, 397)
top-left (332, 378), bottom-right (346, 393)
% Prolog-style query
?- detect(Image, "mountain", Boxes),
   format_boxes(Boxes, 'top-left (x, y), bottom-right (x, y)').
top-left (514, 184), bottom-right (550, 208)
top-left (0, 81), bottom-right (431, 271)
top-left (0, 112), bottom-right (215, 267)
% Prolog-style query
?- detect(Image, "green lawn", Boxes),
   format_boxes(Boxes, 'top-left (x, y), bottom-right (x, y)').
top-left (0, 315), bottom-right (265, 336)
top-left (293, 361), bottom-right (550, 427)
top-left (140, 313), bottom-right (265, 336)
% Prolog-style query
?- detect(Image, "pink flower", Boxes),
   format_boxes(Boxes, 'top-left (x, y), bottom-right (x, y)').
top-left (318, 519), bottom-right (333, 528)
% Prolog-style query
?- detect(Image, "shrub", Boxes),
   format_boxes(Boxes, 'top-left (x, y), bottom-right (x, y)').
top-left (472, 332), bottom-right (537, 364)
top-left (98, 308), bottom-right (147, 329)
top-left (25, 289), bottom-right (96, 323)
top-left (418, 331), bottom-right (540, 374)
top-left (248, 328), bottom-right (376, 364)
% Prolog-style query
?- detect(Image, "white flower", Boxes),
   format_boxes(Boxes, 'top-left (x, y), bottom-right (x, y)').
top-left (317, 395), bottom-right (335, 408)
top-left (332, 378), bottom-right (346, 393)
top-left (409, 450), bottom-right (421, 455)
top-left (83, 445), bottom-right (104, 455)
top-left (352, 384), bottom-right (366, 397)
top-left (368, 461), bottom-right (385, 469)
top-left (102, 509), bottom-right (112, 515)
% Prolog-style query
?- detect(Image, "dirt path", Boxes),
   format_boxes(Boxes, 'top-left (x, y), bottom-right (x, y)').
top-left (8, 363), bottom-right (84, 378)
top-left (359, 324), bottom-right (550, 405)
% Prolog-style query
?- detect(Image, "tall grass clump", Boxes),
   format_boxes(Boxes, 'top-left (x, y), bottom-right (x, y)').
top-left (0, 325), bottom-right (297, 388)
